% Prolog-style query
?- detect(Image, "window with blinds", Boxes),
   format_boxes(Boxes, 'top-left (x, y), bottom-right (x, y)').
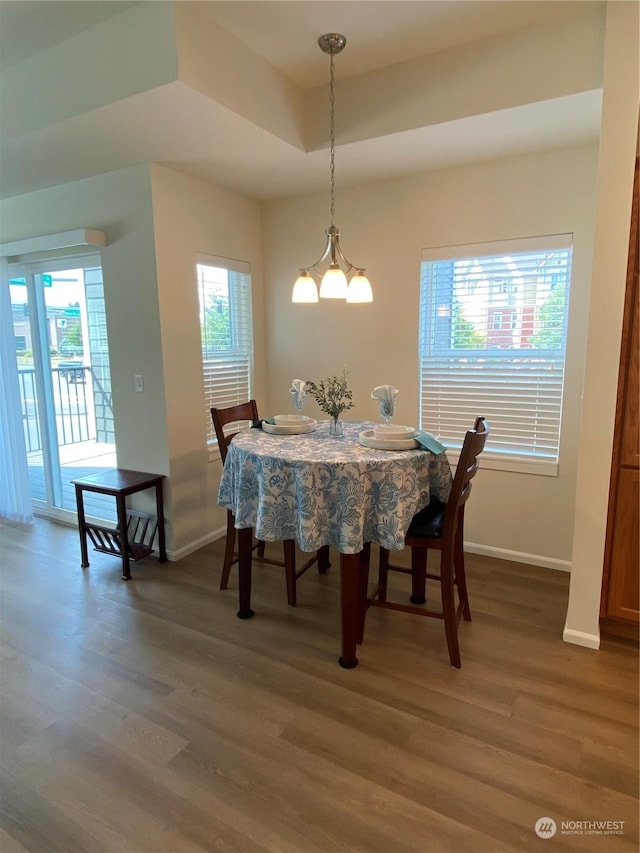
top-left (197, 254), bottom-right (254, 445)
top-left (419, 234), bottom-right (573, 475)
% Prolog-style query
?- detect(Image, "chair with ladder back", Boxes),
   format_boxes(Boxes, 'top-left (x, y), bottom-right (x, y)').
top-left (361, 417), bottom-right (489, 667)
top-left (211, 400), bottom-right (330, 606)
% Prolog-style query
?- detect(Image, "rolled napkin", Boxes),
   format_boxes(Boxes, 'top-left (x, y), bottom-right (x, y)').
top-left (289, 379), bottom-right (307, 410)
top-left (371, 385), bottom-right (399, 419)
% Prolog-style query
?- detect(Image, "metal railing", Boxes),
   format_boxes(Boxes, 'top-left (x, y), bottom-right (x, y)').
top-left (18, 366), bottom-right (111, 453)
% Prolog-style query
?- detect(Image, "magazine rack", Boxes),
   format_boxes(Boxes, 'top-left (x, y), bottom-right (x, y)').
top-left (72, 469), bottom-right (167, 579)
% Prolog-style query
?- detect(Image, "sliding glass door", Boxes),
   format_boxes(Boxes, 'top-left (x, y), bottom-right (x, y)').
top-left (9, 255), bottom-right (116, 523)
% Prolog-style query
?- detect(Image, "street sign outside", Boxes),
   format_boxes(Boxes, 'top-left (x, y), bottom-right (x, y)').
top-left (9, 275), bottom-right (51, 286)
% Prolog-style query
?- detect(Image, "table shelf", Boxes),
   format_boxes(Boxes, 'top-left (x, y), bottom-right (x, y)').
top-left (85, 510), bottom-right (158, 562)
top-left (72, 468), bottom-right (167, 579)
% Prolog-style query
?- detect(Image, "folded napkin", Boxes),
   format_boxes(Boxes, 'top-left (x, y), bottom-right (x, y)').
top-left (414, 432), bottom-right (447, 454)
top-left (371, 385), bottom-right (399, 418)
top-left (289, 379), bottom-right (307, 411)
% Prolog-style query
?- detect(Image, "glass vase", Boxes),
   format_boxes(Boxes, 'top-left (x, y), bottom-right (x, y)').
top-left (329, 416), bottom-right (344, 438)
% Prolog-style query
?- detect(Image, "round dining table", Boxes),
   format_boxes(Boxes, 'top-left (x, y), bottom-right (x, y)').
top-left (217, 419), bottom-right (452, 668)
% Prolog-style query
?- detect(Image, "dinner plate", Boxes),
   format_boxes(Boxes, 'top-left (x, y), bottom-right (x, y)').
top-left (358, 429), bottom-right (419, 451)
top-left (273, 414), bottom-right (315, 426)
top-left (263, 419), bottom-right (318, 435)
top-left (372, 424), bottom-right (416, 440)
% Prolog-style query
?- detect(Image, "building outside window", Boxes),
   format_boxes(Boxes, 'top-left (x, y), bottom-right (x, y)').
top-left (419, 234), bottom-right (573, 475)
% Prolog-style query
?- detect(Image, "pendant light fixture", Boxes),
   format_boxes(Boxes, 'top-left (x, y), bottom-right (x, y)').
top-left (292, 33), bottom-right (373, 304)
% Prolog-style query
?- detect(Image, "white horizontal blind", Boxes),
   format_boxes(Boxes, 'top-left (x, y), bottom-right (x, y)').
top-left (419, 235), bottom-right (573, 467)
top-left (197, 254), bottom-right (254, 444)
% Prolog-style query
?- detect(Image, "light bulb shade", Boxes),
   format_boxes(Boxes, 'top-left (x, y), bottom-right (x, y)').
top-left (292, 273), bottom-right (319, 303)
top-left (346, 273), bottom-right (373, 303)
top-left (319, 265), bottom-right (348, 299)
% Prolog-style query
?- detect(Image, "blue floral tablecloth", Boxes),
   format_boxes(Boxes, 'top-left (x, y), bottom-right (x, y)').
top-left (217, 420), bottom-right (452, 554)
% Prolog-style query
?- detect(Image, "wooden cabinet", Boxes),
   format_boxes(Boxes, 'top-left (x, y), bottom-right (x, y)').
top-left (606, 468), bottom-right (639, 622)
top-left (601, 158), bottom-right (639, 628)
top-left (619, 262), bottom-right (639, 469)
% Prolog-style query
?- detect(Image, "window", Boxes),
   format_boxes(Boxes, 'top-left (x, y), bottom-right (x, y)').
top-left (197, 254), bottom-right (254, 445)
top-left (419, 234), bottom-right (573, 475)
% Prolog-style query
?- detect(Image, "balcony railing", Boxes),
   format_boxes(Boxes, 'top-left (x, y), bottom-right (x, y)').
top-left (18, 366), bottom-right (112, 453)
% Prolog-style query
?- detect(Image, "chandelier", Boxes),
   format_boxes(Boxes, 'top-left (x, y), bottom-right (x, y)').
top-left (292, 33), bottom-right (373, 304)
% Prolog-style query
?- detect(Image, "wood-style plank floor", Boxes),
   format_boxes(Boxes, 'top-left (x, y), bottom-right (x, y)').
top-left (1, 519), bottom-right (638, 853)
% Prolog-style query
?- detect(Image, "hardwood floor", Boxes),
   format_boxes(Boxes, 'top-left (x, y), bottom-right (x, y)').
top-left (1, 519), bottom-right (638, 852)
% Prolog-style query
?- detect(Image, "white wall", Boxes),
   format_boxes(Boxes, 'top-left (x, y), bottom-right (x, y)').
top-left (0, 164), bottom-right (169, 484)
top-left (262, 144), bottom-right (599, 568)
top-left (564, 0), bottom-right (640, 648)
top-left (149, 164), bottom-right (266, 555)
top-left (305, 6), bottom-right (605, 149)
top-left (2, 3), bottom-right (177, 137)
top-left (0, 163), bottom-right (267, 557)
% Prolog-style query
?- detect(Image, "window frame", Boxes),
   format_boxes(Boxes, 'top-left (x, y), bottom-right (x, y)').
top-left (196, 253), bottom-right (255, 456)
top-left (419, 233), bottom-right (573, 476)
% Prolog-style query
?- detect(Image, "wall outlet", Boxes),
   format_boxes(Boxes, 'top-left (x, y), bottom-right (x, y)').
top-left (134, 374), bottom-right (144, 393)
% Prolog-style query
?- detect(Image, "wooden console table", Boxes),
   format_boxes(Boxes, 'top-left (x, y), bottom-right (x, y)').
top-left (72, 469), bottom-right (167, 580)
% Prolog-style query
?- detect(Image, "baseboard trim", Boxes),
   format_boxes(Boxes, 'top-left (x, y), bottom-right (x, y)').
top-left (562, 627), bottom-right (601, 649)
top-left (168, 525), bottom-right (226, 562)
top-left (465, 542), bottom-right (571, 572)
top-left (170, 536), bottom-right (571, 569)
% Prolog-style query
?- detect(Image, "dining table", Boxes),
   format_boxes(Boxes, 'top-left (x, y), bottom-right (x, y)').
top-left (217, 419), bottom-right (453, 668)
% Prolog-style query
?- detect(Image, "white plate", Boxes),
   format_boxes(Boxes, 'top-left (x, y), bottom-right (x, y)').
top-left (273, 414), bottom-right (315, 425)
top-left (359, 429), bottom-right (419, 451)
top-left (263, 419), bottom-right (318, 435)
top-left (372, 424), bottom-right (416, 440)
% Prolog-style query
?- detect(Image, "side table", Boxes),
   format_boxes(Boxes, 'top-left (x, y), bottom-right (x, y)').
top-left (72, 469), bottom-right (167, 580)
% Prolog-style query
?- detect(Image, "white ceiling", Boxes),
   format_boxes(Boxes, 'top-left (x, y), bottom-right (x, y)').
top-left (0, 0), bottom-right (593, 82)
top-left (0, 1), bottom-right (139, 71)
top-left (0, 1), bottom-right (603, 201)
top-left (192, 0), bottom-right (593, 89)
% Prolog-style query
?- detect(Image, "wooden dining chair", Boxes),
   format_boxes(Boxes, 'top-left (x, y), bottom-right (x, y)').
top-left (211, 400), bottom-right (329, 606)
top-left (362, 417), bottom-right (489, 668)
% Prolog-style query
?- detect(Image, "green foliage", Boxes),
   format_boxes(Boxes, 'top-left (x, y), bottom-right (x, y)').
top-left (530, 283), bottom-right (566, 349)
top-left (306, 369), bottom-right (354, 419)
top-left (452, 299), bottom-right (484, 349)
top-left (203, 294), bottom-right (231, 351)
top-left (66, 323), bottom-right (82, 347)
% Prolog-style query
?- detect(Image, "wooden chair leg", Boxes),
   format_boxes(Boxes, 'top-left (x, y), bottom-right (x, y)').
top-left (440, 549), bottom-right (461, 668)
top-left (317, 544), bottom-right (331, 574)
top-left (283, 539), bottom-right (297, 606)
top-left (410, 547), bottom-right (427, 604)
top-left (220, 511), bottom-right (236, 590)
top-left (454, 522), bottom-right (471, 622)
top-left (357, 543), bottom-right (370, 645)
top-left (257, 540), bottom-right (266, 558)
top-left (378, 547), bottom-right (390, 601)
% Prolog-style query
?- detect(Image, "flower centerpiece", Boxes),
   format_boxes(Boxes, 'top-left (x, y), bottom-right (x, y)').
top-left (306, 369), bottom-right (354, 437)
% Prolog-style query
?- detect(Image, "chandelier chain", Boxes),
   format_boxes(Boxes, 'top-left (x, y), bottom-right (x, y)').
top-left (329, 50), bottom-right (336, 226)
top-left (291, 33), bottom-right (372, 302)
